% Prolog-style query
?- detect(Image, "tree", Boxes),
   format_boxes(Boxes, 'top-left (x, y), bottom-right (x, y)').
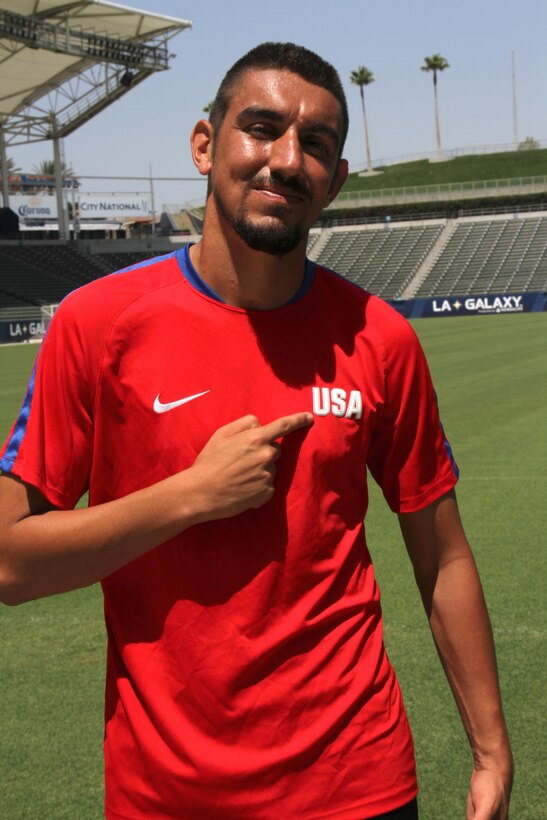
top-left (0, 157), bottom-right (21, 195)
top-left (518, 136), bottom-right (539, 151)
top-left (350, 66), bottom-right (375, 173)
top-left (203, 101), bottom-right (213, 115)
top-left (421, 54), bottom-right (449, 158)
top-left (6, 156), bottom-right (21, 174)
top-left (27, 159), bottom-right (78, 193)
top-left (32, 159), bottom-right (76, 178)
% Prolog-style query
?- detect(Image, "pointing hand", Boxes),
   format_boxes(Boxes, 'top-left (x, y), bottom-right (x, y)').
top-left (190, 412), bottom-right (313, 520)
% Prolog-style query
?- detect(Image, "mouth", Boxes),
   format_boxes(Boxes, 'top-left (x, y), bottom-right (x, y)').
top-left (250, 177), bottom-right (309, 204)
top-left (253, 187), bottom-right (304, 205)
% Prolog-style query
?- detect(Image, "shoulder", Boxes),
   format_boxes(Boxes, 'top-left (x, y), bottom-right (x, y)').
top-left (313, 262), bottom-right (420, 351)
top-left (37, 251), bottom-right (185, 385)
top-left (62, 251), bottom-right (180, 315)
top-left (52, 251), bottom-right (182, 338)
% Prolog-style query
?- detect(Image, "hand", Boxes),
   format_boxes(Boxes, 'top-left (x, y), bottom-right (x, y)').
top-left (466, 764), bottom-right (513, 820)
top-left (190, 412), bottom-right (313, 520)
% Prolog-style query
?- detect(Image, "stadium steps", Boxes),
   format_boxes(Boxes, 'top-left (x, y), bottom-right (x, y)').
top-left (415, 222), bottom-right (493, 296)
top-left (159, 210), bottom-right (198, 235)
top-left (505, 218), bottom-right (547, 291)
top-left (307, 228), bottom-right (331, 260)
top-left (402, 222), bottom-right (454, 298)
top-left (415, 216), bottom-right (547, 297)
top-left (2, 214), bottom-right (546, 311)
top-left (92, 251), bottom-right (159, 275)
top-left (381, 225), bottom-right (445, 297)
top-left (315, 225), bottom-right (444, 298)
top-left (0, 285), bottom-right (38, 308)
top-left (0, 245), bottom-right (108, 308)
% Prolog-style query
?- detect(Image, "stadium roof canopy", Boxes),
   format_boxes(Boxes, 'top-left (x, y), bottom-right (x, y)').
top-left (0, 0), bottom-right (192, 146)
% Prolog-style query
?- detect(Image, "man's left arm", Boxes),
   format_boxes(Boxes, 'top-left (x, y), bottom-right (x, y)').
top-left (398, 489), bottom-right (514, 820)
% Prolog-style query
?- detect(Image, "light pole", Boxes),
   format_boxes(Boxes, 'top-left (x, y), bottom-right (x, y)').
top-left (511, 49), bottom-right (519, 150)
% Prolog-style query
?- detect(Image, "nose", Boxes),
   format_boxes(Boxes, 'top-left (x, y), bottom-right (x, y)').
top-left (268, 127), bottom-right (304, 178)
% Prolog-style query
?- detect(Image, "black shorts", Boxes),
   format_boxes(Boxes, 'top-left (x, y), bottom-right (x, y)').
top-left (368, 797), bottom-right (419, 820)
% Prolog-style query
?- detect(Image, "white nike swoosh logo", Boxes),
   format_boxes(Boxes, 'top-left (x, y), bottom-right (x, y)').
top-left (153, 390), bottom-right (210, 414)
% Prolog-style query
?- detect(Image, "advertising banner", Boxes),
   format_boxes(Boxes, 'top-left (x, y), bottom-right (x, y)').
top-left (10, 194), bottom-right (150, 221)
top-left (78, 195), bottom-right (150, 218)
top-left (0, 319), bottom-right (48, 343)
top-left (10, 194), bottom-right (58, 219)
top-left (407, 291), bottom-right (544, 318)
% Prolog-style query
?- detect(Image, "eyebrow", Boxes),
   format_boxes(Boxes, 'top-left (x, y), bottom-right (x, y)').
top-left (236, 106), bottom-right (341, 148)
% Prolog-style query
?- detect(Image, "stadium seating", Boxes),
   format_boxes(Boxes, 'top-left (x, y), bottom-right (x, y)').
top-left (416, 217), bottom-right (547, 296)
top-left (1, 215), bottom-right (546, 311)
top-left (313, 224), bottom-right (444, 298)
top-left (0, 246), bottom-right (158, 308)
top-left (306, 232), bottom-right (321, 255)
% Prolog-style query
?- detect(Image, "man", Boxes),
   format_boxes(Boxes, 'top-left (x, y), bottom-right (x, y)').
top-left (0, 43), bottom-right (512, 819)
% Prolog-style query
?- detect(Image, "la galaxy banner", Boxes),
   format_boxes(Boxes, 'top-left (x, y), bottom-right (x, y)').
top-left (394, 292), bottom-right (546, 319)
top-left (0, 319), bottom-right (48, 343)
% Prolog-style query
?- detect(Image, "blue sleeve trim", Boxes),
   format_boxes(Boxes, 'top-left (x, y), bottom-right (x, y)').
top-left (112, 250), bottom-right (176, 276)
top-left (435, 392), bottom-right (460, 479)
top-left (0, 359), bottom-right (38, 470)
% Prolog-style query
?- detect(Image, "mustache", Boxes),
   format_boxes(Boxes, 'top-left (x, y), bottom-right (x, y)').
top-left (248, 171), bottom-right (311, 200)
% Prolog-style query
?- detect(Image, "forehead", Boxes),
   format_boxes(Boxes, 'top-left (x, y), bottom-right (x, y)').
top-left (226, 68), bottom-right (343, 134)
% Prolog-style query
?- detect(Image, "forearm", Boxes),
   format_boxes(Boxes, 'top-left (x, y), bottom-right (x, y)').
top-left (424, 550), bottom-right (512, 769)
top-left (0, 469), bottom-right (207, 605)
top-left (0, 411), bottom-right (313, 606)
top-left (400, 491), bottom-right (513, 816)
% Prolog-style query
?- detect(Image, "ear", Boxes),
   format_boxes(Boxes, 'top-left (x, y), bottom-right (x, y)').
top-left (190, 119), bottom-right (214, 176)
top-left (326, 158), bottom-right (348, 206)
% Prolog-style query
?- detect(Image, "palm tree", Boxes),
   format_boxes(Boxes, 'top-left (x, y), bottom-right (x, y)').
top-left (6, 157), bottom-right (21, 174)
top-left (32, 159), bottom-right (76, 178)
top-left (28, 159), bottom-right (78, 193)
top-left (0, 157), bottom-right (21, 195)
top-left (421, 54), bottom-right (449, 158)
top-left (350, 66), bottom-right (375, 173)
top-left (203, 101), bottom-right (213, 115)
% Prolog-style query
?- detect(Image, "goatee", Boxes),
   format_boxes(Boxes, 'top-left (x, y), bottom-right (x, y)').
top-left (230, 211), bottom-right (303, 256)
top-left (213, 176), bottom-right (306, 257)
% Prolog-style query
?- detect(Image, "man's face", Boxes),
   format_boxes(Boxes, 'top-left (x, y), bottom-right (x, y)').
top-left (206, 69), bottom-right (347, 255)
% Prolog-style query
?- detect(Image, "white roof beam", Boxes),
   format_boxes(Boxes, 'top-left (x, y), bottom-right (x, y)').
top-left (0, 8), bottom-right (169, 70)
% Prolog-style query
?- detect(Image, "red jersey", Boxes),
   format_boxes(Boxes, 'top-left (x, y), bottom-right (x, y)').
top-left (1, 247), bottom-right (458, 818)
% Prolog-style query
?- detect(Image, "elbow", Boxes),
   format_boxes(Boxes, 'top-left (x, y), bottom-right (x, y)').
top-left (0, 587), bottom-right (29, 607)
top-left (0, 554), bottom-right (34, 607)
top-left (0, 575), bottom-right (32, 607)
top-left (0, 579), bottom-right (39, 606)
top-left (1, 593), bottom-right (27, 607)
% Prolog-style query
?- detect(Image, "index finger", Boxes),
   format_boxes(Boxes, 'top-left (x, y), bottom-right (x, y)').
top-left (260, 412), bottom-right (314, 442)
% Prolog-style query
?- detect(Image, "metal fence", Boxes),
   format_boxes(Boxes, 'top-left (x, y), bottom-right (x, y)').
top-left (349, 140), bottom-right (547, 174)
top-left (335, 175), bottom-right (547, 203)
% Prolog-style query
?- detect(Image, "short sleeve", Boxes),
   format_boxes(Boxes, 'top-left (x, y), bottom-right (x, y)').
top-left (366, 316), bottom-right (458, 513)
top-left (0, 294), bottom-right (97, 509)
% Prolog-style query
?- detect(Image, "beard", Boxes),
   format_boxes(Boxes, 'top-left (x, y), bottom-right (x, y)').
top-left (231, 210), bottom-right (303, 256)
top-left (213, 177), bottom-right (307, 257)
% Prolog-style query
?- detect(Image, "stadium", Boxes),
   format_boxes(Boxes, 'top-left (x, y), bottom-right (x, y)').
top-left (1, 2), bottom-right (545, 818)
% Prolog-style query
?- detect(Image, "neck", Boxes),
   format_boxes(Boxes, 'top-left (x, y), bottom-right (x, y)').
top-left (189, 203), bottom-right (308, 310)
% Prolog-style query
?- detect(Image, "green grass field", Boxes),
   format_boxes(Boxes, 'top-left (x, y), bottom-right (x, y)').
top-left (1, 313), bottom-right (546, 818)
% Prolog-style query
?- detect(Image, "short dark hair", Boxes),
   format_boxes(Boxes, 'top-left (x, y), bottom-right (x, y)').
top-left (209, 42), bottom-right (348, 156)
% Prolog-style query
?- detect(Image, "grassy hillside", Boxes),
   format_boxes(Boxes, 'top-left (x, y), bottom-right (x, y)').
top-left (342, 148), bottom-right (547, 193)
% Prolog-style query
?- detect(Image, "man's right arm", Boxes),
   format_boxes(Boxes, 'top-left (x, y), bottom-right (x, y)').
top-left (0, 412), bottom-right (312, 606)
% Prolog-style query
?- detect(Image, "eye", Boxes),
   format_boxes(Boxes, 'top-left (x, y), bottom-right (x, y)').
top-left (303, 137), bottom-right (332, 160)
top-left (246, 123), bottom-right (277, 138)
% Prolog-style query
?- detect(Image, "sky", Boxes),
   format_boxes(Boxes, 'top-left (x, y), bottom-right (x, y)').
top-left (8, 0), bottom-right (547, 210)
